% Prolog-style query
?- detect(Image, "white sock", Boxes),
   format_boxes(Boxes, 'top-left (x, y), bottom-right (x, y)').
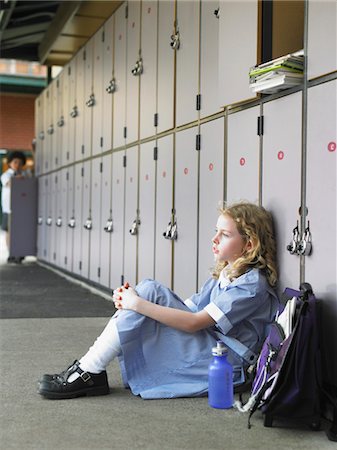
top-left (67, 318), bottom-right (121, 383)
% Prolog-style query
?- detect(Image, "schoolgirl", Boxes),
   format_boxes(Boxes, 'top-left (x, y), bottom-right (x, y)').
top-left (38, 202), bottom-right (279, 400)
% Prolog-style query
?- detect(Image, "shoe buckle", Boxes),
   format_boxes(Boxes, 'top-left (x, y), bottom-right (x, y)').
top-left (80, 371), bottom-right (91, 383)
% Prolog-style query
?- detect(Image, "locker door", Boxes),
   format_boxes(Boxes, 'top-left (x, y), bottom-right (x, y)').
top-left (124, 146), bottom-right (139, 286)
top-left (44, 86), bottom-right (52, 172)
top-left (37, 176), bottom-right (46, 259)
top-left (83, 38), bottom-right (94, 159)
top-left (75, 49), bottom-right (85, 162)
top-left (67, 59), bottom-right (76, 164)
top-left (102, 15), bottom-right (114, 153)
top-left (55, 72), bottom-right (64, 168)
top-left (92, 28), bottom-right (104, 156)
top-left (89, 158), bottom-right (102, 283)
top-left (100, 154), bottom-right (112, 288)
top-left (51, 79), bottom-right (58, 171)
top-left (58, 168), bottom-right (68, 269)
top-left (198, 118), bottom-right (225, 287)
top-left (65, 166), bottom-right (75, 272)
top-left (44, 174), bottom-right (53, 262)
top-left (138, 141), bottom-right (156, 281)
top-left (218, 0), bottom-right (257, 107)
top-left (200, 0), bottom-right (221, 119)
top-left (50, 172), bottom-right (59, 265)
top-left (72, 163), bottom-right (83, 276)
top-left (155, 134), bottom-right (174, 288)
top-left (227, 106), bottom-right (260, 203)
top-left (35, 95), bottom-right (43, 176)
top-left (113, 4), bottom-right (127, 149)
top-left (308, 0), bottom-right (337, 80)
top-left (157, 0), bottom-right (175, 134)
top-left (110, 150), bottom-right (126, 289)
top-left (262, 92), bottom-right (302, 290)
top-left (126, 0), bottom-right (141, 144)
top-left (174, 127), bottom-right (199, 299)
top-left (176, 0), bottom-right (200, 127)
top-left (140, 1), bottom-right (158, 139)
top-left (306, 80), bottom-right (337, 385)
top-left (81, 160), bottom-right (92, 279)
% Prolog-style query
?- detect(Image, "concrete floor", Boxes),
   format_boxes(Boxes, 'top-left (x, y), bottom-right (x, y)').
top-left (0, 232), bottom-right (335, 449)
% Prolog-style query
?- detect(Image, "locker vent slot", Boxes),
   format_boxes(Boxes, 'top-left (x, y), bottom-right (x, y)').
top-left (83, 50), bottom-right (86, 61)
top-left (100, 137), bottom-right (103, 147)
top-left (196, 134), bottom-right (201, 151)
top-left (153, 147), bottom-right (158, 161)
top-left (154, 113), bottom-right (158, 127)
top-left (68, 66), bottom-right (71, 75)
top-left (81, 167), bottom-right (84, 177)
top-left (65, 256), bottom-right (67, 265)
top-left (98, 267), bottom-right (101, 278)
top-left (81, 145), bottom-right (85, 154)
top-left (67, 151), bottom-right (69, 160)
top-left (196, 94), bottom-right (201, 111)
top-left (102, 31), bottom-right (105, 42)
top-left (257, 116), bottom-right (264, 136)
top-left (124, 127), bottom-right (127, 139)
top-left (66, 172), bottom-right (69, 181)
top-left (79, 261), bottom-right (82, 270)
top-left (125, 4), bottom-right (128, 18)
top-left (100, 162), bottom-right (103, 172)
top-left (123, 155), bottom-right (127, 167)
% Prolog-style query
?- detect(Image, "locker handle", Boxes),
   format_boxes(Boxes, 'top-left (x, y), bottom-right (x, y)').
top-left (163, 221), bottom-right (178, 240)
top-left (46, 217), bottom-right (52, 226)
top-left (106, 78), bottom-right (116, 94)
top-left (57, 116), bottom-right (64, 127)
top-left (68, 217), bottom-right (76, 228)
top-left (47, 125), bottom-right (54, 135)
top-left (84, 218), bottom-right (93, 230)
top-left (286, 222), bottom-right (300, 255)
top-left (70, 106), bottom-right (78, 118)
top-left (129, 218), bottom-right (141, 235)
top-left (39, 131), bottom-right (45, 140)
top-left (170, 221), bottom-right (178, 240)
top-left (170, 31), bottom-right (180, 50)
top-left (56, 217), bottom-right (62, 227)
top-left (131, 58), bottom-right (143, 76)
top-left (38, 217), bottom-right (43, 225)
top-left (104, 219), bottom-right (113, 233)
top-left (86, 94), bottom-right (95, 107)
top-left (298, 222), bottom-right (312, 256)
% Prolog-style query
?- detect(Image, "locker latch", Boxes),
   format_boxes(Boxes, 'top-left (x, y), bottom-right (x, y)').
top-left (298, 222), bottom-right (312, 256)
top-left (104, 218), bottom-right (113, 233)
top-left (214, 7), bottom-right (220, 18)
top-left (57, 116), bottom-right (64, 127)
top-left (46, 216), bottom-right (52, 226)
top-left (106, 78), bottom-right (116, 94)
top-left (68, 217), bottom-right (76, 228)
top-left (47, 124), bottom-right (54, 135)
top-left (84, 218), bottom-right (93, 230)
top-left (39, 131), bottom-right (45, 140)
top-left (70, 106), bottom-right (78, 118)
top-left (129, 218), bottom-right (141, 235)
top-left (56, 217), bottom-right (62, 227)
top-left (86, 94), bottom-right (95, 107)
top-left (38, 217), bottom-right (43, 225)
top-left (131, 58), bottom-right (143, 76)
top-left (163, 221), bottom-right (178, 240)
top-left (286, 221), bottom-right (300, 255)
top-left (170, 31), bottom-right (180, 50)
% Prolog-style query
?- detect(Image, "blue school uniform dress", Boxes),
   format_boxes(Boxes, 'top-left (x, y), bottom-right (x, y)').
top-left (114, 268), bottom-right (279, 399)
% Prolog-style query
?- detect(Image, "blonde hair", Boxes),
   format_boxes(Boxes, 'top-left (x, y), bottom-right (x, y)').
top-left (212, 202), bottom-right (278, 287)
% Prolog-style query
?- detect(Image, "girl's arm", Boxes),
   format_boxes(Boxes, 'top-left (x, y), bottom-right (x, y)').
top-left (113, 286), bottom-right (216, 333)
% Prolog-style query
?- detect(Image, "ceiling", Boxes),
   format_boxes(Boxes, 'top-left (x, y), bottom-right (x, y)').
top-left (0, 0), bottom-right (123, 66)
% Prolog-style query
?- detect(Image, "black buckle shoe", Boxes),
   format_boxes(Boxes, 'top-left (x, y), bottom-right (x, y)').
top-left (38, 360), bottom-right (110, 399)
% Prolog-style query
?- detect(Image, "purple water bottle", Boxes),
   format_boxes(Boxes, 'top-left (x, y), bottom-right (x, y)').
top-left (208, 341), bottom-right (233, 409)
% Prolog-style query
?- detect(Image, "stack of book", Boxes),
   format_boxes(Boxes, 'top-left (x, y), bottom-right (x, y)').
top-left (249, 50), bottom-right (304, 94)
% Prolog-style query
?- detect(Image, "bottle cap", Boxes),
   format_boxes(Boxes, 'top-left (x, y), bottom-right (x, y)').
top-left (212, 341), bottom-right (228, 356)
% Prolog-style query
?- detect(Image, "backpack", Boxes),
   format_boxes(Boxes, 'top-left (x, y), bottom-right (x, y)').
top-left (235, 282), bottom-right (328, 431)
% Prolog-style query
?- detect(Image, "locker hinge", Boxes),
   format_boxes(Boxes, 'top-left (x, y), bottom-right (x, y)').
top-left (83, 50), bottom-right (86, 61)
top-left (196, 134), bottom-right (201, 151)
top-left (100, 162), bottom-right (103, 173)
top-left (81, 145), bottom-right (85, 154)
top-left (154, 113), bottom-right (158, 127)
top-left (125, 4), bottom-right (128, 19)
top-left (100, 137), bottom-right (103, 147)
top-left (102, 30), bottom-right (105, 42)
top-left (68, 66), bottom-right (71, 76)
top-left (123, 127), bottom-right (127, 139)
top-left (66, 171), bottom-right (69, 181)
top-left (79, 261), bottom-right (82, 270)
top-left (257, 116), bottom-right (264, 136)
top-left (98, 267), bottom-right (101, 278)
top-left (123, 155), bottom-right (127, 167)
top-left (65, 256), bottom-right (67, 265)
top-left (153, 146), bottom-right (158, 161)
top-left (196, 94), bottom-right (201, 111)
top-left (81, 167), bottom-right (84, 177)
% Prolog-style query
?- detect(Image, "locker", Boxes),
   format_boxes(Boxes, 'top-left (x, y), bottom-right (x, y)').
top-left (113, 4), bottom-right (127, 149)
top-left (126, 0), bottom-right (141, 144)
top-left (37, 176), bottom-right (46, 259)
top-left (157, 0), bottom-right (175, 134)
top-left (67, 58), bottom-right (76, 164)
top-left (139, 1), bottom-right (158, 139)
top-left (154, 134), bottom-right (174, 288)
top-left (138, 141), bottom-right (156, 281)
top-left (92, 27), bottom-right (104, 156)
top-left (58, 168), bottom-right (68, 269)
top-left (35, 94), bottom-right (44, 176)
top-left (307, 0), bottom-right (337, 80)
top-left (102, 15), bottom-right (114, 153)
top-left (44, 174), bottom-right (53, 262)
top-left (55, 72), bottom-right (64, 168)
top-left (200, 0), bottom-right (221, 118)
top-left (65, 166), bottom-right (75, 272)
top-left (50, 172), bottom-right (59, 264)
top-left (174, 127), bottom-right (199, 299)
top-left (218, 0), bottom-right (258, 107)
top-left (81, 160), bottom-right (92, 279)
top-left (89, 158), bottom-right (102, 283)
top-left (175, 0), bottom-right (200, 127)
top-left (100, 154), bottom-right (113, 288)
top-left (72, 163), bottom-right (83, 275)
top-left (306, 80), bottom-right (337, 384)
top-left (227, 105), bottom-right (260, 204)
top-left (75, 49), bottom-right (85, 162)
top-left (110, 150), bottom-right (126, 289)
top-left (124, 146), bottom-right (139, 287)
top-left (83, 38), bottom-right (94, 159)
top-left (51, 79), bottom-right (58, 171)
top-left (198, 118), bottom-right (225, 287)
top-left (44, 86), bottom-right (53, 172)
top-left (262, 92), bottom-right (302, 290)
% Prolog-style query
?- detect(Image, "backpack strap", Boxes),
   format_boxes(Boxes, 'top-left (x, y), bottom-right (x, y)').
top-left (220, 335), bottom-right (258, 365)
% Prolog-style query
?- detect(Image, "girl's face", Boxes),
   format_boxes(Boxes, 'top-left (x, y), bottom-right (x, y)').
top-left (9, 158), bottom-right (24, 173)
top-left (212, 214), bottom-right (247, 265)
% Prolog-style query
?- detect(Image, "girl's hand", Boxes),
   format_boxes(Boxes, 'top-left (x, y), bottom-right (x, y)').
top-left (112, 282), bottom-right (139, 311)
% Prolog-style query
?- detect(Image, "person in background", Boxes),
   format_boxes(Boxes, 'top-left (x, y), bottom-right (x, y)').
top-left (0, 151), bottom-right (26, 263)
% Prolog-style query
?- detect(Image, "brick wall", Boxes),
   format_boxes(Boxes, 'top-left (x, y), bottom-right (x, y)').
top-left (0, 93), bottom-right (36, 151)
